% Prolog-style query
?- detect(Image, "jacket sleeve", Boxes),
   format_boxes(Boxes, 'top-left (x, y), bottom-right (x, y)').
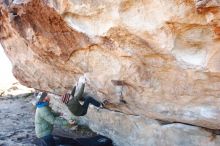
top-left (40, 107), bottom-right (69, 127)
top-left (51, 111), bottom-right (61, 117)
top-left (74, 83), bottom-right (85, 100)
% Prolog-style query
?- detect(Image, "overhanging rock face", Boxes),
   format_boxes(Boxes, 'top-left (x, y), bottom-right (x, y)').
top-left (1, 0), bottom-right (220, 145)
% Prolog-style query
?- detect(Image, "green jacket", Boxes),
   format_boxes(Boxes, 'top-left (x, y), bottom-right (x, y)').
top-left (35, 106), bottom-right (69, 138)
top-left (67, 83), bottom-right (85, 116)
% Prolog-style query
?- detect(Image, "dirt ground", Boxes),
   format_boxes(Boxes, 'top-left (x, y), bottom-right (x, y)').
top-left (0, 93), bottom-right (96, 146)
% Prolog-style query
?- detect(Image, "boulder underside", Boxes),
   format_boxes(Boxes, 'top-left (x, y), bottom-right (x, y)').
top-left (1, 0), bottom-right (220, 145)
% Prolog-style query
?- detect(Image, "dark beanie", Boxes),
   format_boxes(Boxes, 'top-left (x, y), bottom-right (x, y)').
top-left (36, 92), bottom-right (48, 102)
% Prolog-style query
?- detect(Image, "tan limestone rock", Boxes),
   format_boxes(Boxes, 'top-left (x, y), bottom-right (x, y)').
top-left (1, 0), bottom-right (220, 145)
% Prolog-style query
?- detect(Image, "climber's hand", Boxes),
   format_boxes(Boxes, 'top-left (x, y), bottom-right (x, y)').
top-left (68, 120), bottom-right (76, 126)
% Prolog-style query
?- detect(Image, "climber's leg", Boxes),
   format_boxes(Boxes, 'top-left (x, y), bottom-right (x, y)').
top-left (71, 86), bottom-right (76, 97)
top-left (80, 96), bottom-right (101, 116)
top-left (39, 135), bottom-right (56, 146)
top-left (74, 83), bottom-right (85, 101)
top-left (62, 83), bottom-right (85, 103)
top-left (63, 83), bottom-right (85, 104)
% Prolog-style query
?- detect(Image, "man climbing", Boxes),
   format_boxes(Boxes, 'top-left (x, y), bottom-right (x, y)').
top-left (35, 92), bottom-right (80, 146)
top-left (61, 75), bottom-right (104, 116)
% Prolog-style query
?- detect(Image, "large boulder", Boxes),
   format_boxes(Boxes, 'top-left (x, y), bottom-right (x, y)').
top-left (1, 0), bottom-right (220, 145)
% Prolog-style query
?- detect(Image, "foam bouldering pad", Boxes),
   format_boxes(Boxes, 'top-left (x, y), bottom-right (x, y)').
top-left (33, 135), bottom-right (113, 146)
top-left (76, 135), bottom-right (113, 146)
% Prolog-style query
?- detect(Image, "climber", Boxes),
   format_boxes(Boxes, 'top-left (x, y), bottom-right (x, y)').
top-left (61, 75), bottom-right (105, 116)
top-left (35, 92), bottom-right (80, 146)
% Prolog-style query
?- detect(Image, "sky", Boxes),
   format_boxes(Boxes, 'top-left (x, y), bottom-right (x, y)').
top-left (0, 44), bottom-right (17, 90)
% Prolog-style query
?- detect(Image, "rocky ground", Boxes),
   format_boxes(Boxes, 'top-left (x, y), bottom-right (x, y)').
top-left (0, 94), bottom-right (36, 146)
top-left (0, 92), bottom-right (96, 146)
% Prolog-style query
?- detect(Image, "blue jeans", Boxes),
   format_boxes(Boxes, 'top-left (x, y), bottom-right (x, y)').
top-left (40, 135), bottom-right (55, 146)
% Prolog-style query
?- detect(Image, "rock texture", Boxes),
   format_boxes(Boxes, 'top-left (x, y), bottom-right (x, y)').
top-left (81, 108), bottom-right (220, 146)
top-left (1, 0), bottom-right (220, 145)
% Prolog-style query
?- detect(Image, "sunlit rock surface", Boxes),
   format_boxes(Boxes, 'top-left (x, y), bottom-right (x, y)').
top-left (81, 108), bottom-right (220, 146)
top-left (1, 0), bottom-right (220, 145)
